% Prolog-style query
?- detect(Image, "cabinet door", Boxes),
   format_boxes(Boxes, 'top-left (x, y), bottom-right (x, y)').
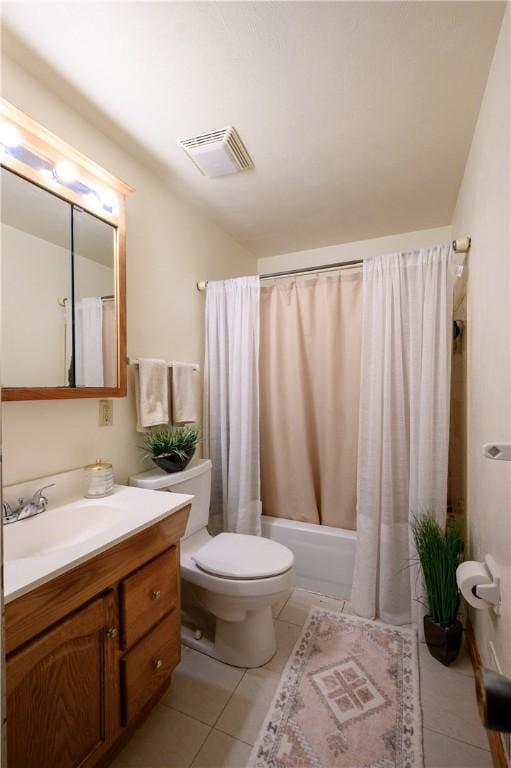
top-left (6, 591), bottom-right (119, 768)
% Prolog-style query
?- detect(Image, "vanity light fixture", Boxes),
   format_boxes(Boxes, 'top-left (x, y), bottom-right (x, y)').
top-left (54, 159), bottom-right (76, 183)
top-left (0, 122), bottom-right (21, 148)
top-left (0, 96), bottom-right (131, 230)
top-left (83, 188), bottom-right (118, 215)
top-left (99, 188), bottom-right (119, 214)
top-left (39, 168), bottom-right (55, 184)
top-left (84, 191), bottom-right (102, 212)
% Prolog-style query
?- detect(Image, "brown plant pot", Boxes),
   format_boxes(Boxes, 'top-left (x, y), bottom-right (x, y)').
top-left (423, 615), bottom-right (463, 666)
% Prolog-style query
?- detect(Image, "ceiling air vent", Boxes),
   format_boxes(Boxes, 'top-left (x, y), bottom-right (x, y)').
top-left (178, 126), bottom-right (253, 177)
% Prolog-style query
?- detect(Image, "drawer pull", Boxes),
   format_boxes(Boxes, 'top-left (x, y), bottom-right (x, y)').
top-left (153, 658), bottom-right (163, 670)
top-left (106, 627), bottom-right (118, 639)
top-left (151, 590), bottom-right (162, 600)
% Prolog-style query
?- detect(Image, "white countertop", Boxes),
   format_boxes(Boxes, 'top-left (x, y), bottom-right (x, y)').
top-left (3, 485), bottom-right (193, 604)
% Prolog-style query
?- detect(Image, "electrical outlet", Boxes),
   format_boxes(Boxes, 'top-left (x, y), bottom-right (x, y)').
top-left (99, 399), bottom-right (113, 427)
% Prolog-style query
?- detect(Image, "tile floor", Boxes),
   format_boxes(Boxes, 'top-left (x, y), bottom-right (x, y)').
top-left (112, 588), bottom-right (493, 768)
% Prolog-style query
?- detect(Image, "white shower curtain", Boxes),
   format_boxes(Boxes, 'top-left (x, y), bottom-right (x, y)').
top-left (75, 297), bottom-right (104, 387)
top-left (204, 276), bottom-right (262, 535)
top-left (66, 298), bottom-right (115, 387)
top-left (351, 244), bottom-right (455, 626)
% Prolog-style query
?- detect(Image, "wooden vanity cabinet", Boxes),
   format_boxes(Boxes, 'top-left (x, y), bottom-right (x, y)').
top-left (5, 504), bottom-right (190, 768)
top-left (6, 593), bottom-right (118, 768)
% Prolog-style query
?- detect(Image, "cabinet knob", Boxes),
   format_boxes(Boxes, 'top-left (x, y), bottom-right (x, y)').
top-left (153, 658), bottom-right (163, 670)
top-left (106, 627), bottom-right (118, 639)
top-left (151, 590), bottom-right (161, 600)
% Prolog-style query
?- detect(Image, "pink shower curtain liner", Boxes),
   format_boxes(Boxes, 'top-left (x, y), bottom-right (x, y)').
top-left (259, 272), bottom-right (362, 530)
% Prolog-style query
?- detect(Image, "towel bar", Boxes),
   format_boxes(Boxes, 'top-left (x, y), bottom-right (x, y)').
top-left (128, 357), bottom-right (199, 371)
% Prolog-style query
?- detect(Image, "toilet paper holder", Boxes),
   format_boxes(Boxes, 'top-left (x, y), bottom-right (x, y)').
top-left (474, 555), bottom-right (501, 614)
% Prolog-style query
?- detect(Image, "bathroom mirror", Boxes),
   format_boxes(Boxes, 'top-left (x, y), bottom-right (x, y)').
top-left (1, 169), bottom-right (73, 388)
top-left (0, 98), bottom-right (132, 400)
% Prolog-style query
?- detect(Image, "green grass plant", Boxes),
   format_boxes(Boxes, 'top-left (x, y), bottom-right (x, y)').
top-left (411, 513), bottom-right (464, 627)
top-left (143, 425), bottom-right (200, 461)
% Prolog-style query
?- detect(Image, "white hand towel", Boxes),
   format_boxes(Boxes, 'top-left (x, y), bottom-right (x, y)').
top-left (171, 365), bottom-right (197, 424)
top-left (135, 358), bottom-right (169, 432)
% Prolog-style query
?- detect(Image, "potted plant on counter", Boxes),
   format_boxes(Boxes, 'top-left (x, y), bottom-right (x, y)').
top-left (144, 425), bottom-right (200, 473)
top-left (411, 513), bottom-right (464, 666)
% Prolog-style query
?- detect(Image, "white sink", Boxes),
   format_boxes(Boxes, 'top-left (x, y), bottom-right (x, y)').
top-left (2, 484), bottom-right (193, 604)
top-left (4, 504), bottom-right (125, 561)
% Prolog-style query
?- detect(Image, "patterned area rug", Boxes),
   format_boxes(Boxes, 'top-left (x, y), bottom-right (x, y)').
top-left (249, 608), bottom-right (423, 768)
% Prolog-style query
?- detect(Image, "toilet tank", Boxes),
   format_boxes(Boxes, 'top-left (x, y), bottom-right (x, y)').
top-left (129, 459), bottom-right (212, 539)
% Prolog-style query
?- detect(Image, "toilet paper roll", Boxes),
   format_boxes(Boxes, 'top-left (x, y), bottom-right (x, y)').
top-left (457, 561), bottom-right (492, 609)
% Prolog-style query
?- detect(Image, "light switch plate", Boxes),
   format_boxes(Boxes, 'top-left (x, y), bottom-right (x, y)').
top-left (99, 399), bottom-right (113, 427)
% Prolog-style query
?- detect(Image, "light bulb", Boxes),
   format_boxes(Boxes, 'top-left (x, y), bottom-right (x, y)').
top-left (0, 123), bottom-right (21, 148)
top-left (54, 159), bottom-right (76, 184)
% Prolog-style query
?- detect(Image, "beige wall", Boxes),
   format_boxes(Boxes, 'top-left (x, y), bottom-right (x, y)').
top-left (257, 225), bottom-right (452, 274)
top-left (1, 55), bottom-right (257, 486)
top-left (452, 8), bottom-right (510, 676)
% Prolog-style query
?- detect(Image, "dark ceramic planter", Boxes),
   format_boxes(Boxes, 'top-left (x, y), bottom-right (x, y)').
top-left (424, 615), bottom-right (463, 666)
top-left (152, 449), bottom-right (195, 474)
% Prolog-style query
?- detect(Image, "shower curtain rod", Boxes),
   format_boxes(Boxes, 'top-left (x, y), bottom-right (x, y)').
top-left (196, 237), bottom-right (471, 291)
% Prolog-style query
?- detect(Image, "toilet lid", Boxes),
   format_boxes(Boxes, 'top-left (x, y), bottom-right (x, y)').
top-left (193, 533), bottom-right (294, 579)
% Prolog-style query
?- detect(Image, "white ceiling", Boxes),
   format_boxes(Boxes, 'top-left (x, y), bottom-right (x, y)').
top-left (2, 2), bottom-right (506, 257)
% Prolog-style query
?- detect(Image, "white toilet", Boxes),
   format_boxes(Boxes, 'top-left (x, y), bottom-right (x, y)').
top-left (130, 459), bottom-right (294, 667)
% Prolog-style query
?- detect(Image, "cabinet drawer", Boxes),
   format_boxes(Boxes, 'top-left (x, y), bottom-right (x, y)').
top-left (120, 547), bottom-right (178, 648)
top-left (121, 609), bottom-right (180, 725)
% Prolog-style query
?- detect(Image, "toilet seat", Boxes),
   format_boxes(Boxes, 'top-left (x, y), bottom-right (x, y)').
top-left (193, 532), bottom-right (293, 579)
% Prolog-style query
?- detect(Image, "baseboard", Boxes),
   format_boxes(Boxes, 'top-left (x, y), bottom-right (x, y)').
top-left (466, 619), bottom-right (508, 768)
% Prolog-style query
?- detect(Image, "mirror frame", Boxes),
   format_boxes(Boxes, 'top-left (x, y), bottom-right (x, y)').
top-left (0, 98), bottom-right (133, 401)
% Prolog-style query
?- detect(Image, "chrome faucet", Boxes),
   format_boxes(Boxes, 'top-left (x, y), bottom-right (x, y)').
top-left (3, 483), bottom-right (56, 525)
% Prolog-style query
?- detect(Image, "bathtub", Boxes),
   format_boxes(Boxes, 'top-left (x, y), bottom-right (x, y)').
top-left (261, 515), bottom-right (356, 599)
